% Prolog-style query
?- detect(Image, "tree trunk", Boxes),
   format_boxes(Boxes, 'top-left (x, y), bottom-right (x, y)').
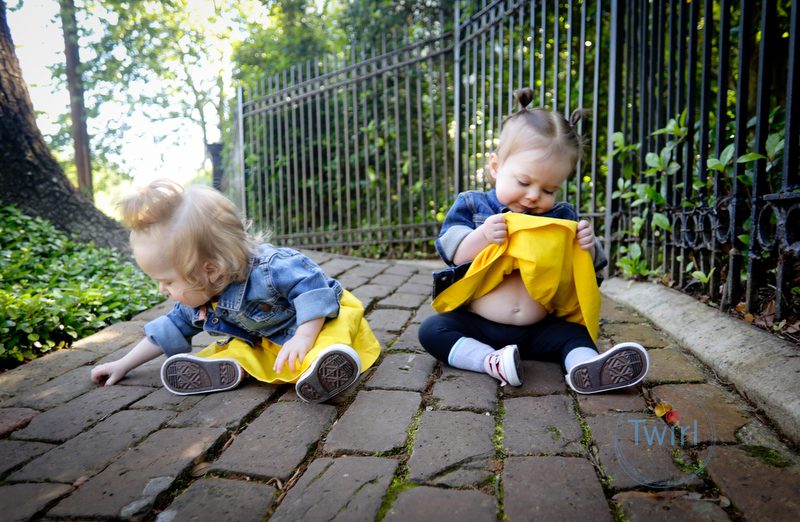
top-left (0, 0), bottom-right (129, 254)
top-left (59, 0), bottom-right (93, 199)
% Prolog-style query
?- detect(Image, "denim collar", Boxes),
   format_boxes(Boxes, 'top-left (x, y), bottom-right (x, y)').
top-left (486, 189), bottom-right (510, 213)
top-left (214, 255), bottom-right (254, 311)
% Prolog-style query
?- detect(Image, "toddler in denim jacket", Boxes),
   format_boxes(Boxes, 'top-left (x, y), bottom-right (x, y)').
top-left (91, 180), bottom-right (380, 402)
top-left (419, 88), bottom-right (649, 393)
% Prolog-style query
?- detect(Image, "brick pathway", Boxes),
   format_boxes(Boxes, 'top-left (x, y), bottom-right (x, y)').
top-left (1, 252), bottom-right (799, 521)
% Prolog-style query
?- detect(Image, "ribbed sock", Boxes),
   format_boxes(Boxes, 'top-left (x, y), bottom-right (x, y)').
top-left (447, 337), bottom-right (495, 373)
top-left (564, 347), bottom-right (599, 373)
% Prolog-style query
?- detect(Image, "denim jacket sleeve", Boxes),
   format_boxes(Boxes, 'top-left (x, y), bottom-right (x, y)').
top-left (435, 193), bottom-right (477, 266)
top-left (267, 250), bottom-right (341, 325)
top-left (143, 302), bottom-right (201, 356)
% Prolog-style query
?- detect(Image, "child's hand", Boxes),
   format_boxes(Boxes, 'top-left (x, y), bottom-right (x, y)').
top-left (274, 336), bottom-right (313, 374)
top-left (91, 361), bottom-right (128, 386)
top-left (480, 214), bottom-right (508, 244)
top-left (576, 220), bottom-right (596, 251)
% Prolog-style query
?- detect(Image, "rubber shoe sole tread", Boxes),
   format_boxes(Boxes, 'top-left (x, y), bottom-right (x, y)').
top-left (295, 344), bottom-right (361, 403)
top-left (566, 342), bottom-right (649, 394)
top-left (161, 354), bottom-right (242, 395)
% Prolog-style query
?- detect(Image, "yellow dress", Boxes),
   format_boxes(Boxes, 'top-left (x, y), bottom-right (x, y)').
top-left (431, 213), bottom-right (601, 341)
top-left (194, 290), bottom-right (381, 383)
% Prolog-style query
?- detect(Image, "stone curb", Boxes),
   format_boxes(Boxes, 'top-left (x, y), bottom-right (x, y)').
top-left (601, 277), bottom-right (800, 447)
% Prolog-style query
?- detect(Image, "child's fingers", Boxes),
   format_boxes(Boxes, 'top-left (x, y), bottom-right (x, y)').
top-left (273, 352), bottom-right (286, 374)
top-left (91, 366), bottom-right (110, 385)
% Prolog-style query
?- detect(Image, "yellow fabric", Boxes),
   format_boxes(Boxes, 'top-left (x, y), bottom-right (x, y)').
top-left (431, 213), bottom-right (601, 341)
top-left (195, 290), bottom-right (381, 383)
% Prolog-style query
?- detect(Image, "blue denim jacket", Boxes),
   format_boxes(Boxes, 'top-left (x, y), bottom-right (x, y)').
top-left (144, 244), bottom-right (343, 356)
top-left (433, 189), bottom-right (607, 296)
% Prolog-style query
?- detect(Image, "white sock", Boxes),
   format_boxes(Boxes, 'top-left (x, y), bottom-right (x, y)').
top-left (564, 347), bottom-right (599, 374)
top-left (447, 337), bottom-right (495, 373)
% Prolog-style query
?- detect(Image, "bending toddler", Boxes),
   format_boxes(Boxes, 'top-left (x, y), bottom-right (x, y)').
top-left (91, 180), bottom-right (380, 402)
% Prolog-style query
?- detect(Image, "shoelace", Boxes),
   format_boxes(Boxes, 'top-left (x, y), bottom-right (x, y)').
top-left (488, 355), bottom-right (509, 386)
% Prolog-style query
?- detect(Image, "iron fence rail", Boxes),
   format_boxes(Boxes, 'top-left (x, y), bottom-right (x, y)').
top-left (228, 0), bottom-right (798, 322)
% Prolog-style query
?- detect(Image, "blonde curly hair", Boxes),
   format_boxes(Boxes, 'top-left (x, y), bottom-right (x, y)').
top-left (119, 179), bottom-right (256, 295)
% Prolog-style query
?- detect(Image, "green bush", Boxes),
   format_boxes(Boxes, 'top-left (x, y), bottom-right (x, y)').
top-left (0, 205), bottom-right (164, 367)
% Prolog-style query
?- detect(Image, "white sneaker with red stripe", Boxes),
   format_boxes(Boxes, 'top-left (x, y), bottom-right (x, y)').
top-left (484, 344), bottom-right (523, 387)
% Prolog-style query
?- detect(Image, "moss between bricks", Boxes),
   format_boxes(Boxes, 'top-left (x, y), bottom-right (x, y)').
top-left (571, 396), bottom-right (614, 491)
top-left (741, 445), bottom-right (792, 468)
top-left (375, 406), bottom-right (425, 521)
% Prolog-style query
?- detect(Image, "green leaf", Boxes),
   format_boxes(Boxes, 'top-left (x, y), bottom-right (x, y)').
top-left (629, 242), bottom-right (642, 260)
top-left (651, 212), bottom-right (672, 231)
top-left (737, 152), bottom-right (767, 163)
top-left (612, 131), bottom-right (625, 149)
top-left (660, 146), bottom-right (673, 169)
top-left (645, 152), bottom-right (661, 169)
top-left (767, 136), bottom-right (785, 160)
top-left (707, 158), bottom-right (725, 171)
top-left (720, 144), bottom-right (735, 165)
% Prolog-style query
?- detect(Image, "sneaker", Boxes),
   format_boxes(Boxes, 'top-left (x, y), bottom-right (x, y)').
top-left (295, 344), bottom-right (361, 403)
top-left (484, 344), bottom-right (523, 386)
top-left (161, 354), bottom-right (243, 395)
top-left (565, 342), bottom-right (649, 394)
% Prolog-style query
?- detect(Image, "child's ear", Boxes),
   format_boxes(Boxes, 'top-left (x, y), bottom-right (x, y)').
top-left (203, 261), bottom-right (222, 283)
top-left (488, 153), bottom-right (499, 180)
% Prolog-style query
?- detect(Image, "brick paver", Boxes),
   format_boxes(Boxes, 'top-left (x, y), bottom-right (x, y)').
top-left (209, 401), bottom-right (336, 479)
top-left (504, 456), bottom-right (612, 521)
top-left (364, 352), bottom-right (436, 391)
top-left (384, 486), bottom-right (497, 522)
top-left (0, 439), bottom-right (55, 476)
top-left (504, 395), bottom-right (585, 455)
top-left (324, 389), bottom-right (421, 453)
top-left (704, 445), bottom-right (800, 521)
top-left (48, 427), bottom-right (225, 519)
top-left (612, 490), bottom-right (729, 521)
top-left (270, 456), bottom-right (397, 522)
top-left (1, 255), bottom-right (798, 521)
top-left (407, 410), bottom-right (495, 483)
top-left (10, 385), bottom-right (153, 442)
top-left (10, 409), bottom-right (174, 483)
top-left (431, 366), bottom-right (497, 411)
top-left (0, 407), bottom-right (38, 437)
top-left (157, 477), bottom-right (276, 522)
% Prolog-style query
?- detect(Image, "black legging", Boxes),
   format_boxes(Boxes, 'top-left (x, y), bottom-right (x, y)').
top-left (418, 309), bottom-right (596, 369)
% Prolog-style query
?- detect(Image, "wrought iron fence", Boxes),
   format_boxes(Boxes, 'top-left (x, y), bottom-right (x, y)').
top-left (229, 23), bottom-right (455, 258)
top-left (608, 0), bottom-right (799, 321)
top-left (227, 0), bottom-right (799, 322)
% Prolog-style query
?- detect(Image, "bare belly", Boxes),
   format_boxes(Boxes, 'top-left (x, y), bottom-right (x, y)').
top-left (468, 270), bottom-right (547, 325)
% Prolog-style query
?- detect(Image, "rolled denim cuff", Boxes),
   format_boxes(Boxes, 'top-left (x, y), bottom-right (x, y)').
top-left (144, 315), bottom-right (192, 357)
top-left (436, 225), bottom-right (473, 265)
top-left (293, 287), bottom-right (340, 324)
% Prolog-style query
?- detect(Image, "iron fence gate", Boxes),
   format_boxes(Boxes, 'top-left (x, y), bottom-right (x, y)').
top-left (227, 0), bottom-right (799, 324)
top-left (229, 25), bottom-right (455, 258)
